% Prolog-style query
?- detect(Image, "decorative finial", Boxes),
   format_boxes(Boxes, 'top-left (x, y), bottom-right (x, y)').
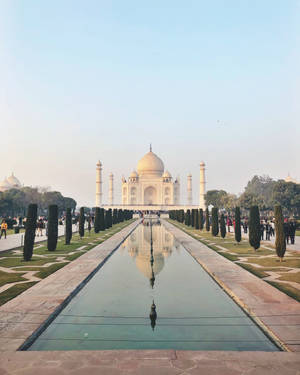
top-left (150, 143), bottom-right (152, 152)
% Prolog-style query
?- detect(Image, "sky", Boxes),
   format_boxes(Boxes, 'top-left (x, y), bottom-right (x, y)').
top-left (0, 0), bottom-right (299, 207)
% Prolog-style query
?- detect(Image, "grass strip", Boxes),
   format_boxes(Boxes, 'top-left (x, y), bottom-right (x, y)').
top-left (0, 282), bottom-right (38, 306)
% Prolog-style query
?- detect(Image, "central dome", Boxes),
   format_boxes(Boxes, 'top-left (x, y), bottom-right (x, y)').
top-left (137, 150), bottom-right (164, 177)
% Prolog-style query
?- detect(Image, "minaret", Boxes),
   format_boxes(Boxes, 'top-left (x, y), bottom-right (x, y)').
top-left (109, 173), bottom-right (114, 205)
top-left (199, 162), bottom-right (206, 210)
top-left (187, 174), bottom-right (192, 205)
top-left (95, 161), bottom-right (102, 207)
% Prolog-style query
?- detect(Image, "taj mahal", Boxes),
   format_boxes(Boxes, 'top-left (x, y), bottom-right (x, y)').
top-left (95, 147), bottom-right (206, 211)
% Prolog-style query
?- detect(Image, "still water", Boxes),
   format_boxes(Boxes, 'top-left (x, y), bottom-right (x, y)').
top-left (29, 220), bottom-right (278, 351)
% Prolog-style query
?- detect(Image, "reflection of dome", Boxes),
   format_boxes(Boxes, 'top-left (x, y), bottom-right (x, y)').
top-left (137, 151), bottom-right (164, 177)
top-left (135, 254), bottom-right (164, 279)
top-left (6, 173), bottom-right (21, 187)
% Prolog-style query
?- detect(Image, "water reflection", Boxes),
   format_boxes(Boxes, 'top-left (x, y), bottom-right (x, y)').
top-left (123, 219), bottom-right (177, 284)
top-left (149, 300), bottom-right (157, 331)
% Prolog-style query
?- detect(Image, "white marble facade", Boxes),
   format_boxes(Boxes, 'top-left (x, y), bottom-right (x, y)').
top-left (121, 148), bottom-right (180, 206)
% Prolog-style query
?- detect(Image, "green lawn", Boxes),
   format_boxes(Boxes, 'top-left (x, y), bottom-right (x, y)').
top-left (0, 219), bottom-right (135, 306)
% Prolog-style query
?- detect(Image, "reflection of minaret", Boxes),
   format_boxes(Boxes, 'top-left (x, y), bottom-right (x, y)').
top-left (149, 300), bottom-right (157, 331)
top-left (187, 174), bottom-right (192, 205)
top-left (149, 219), bottom-right (155, 288)
top-left (109, 173), bottom-right (114, 205)
top-left (96, 161), bottom-right (102, 207)
top-left (199, 162), bottom-right (206, 210)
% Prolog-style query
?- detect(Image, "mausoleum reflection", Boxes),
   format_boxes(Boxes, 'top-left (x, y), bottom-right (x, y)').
top-left (122, 219), bottom-right (178, 283)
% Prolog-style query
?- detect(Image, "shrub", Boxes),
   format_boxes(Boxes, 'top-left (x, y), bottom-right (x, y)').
top-left (79, 207), bottom-right (85, 237)
top-left (220, 213), bottom-right (226, 238)
top-left (275, 205), bottom-right (286, 261)
top-left (249, 205), bottom-right (260, 251)
top-left (65, 207), bottom-right (72, 245)
top-left (23, 204), bottom-right (37, 261)
top-left (100, 208), bottom-right (106, 230)
top-left (48, 205), bottom-right (58, 251)
top-left (211, 207), bottom-right (219, 236)
top-left (235, 207), bottom-right (241, 243)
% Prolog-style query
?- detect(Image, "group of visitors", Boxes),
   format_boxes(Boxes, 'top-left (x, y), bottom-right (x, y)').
top-left (225, 215), bottom-right (297, 245)
top-left (284, 219), bottom-right (297, 245)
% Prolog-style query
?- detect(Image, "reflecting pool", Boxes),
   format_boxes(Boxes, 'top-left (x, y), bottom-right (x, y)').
top-left (29, 220), bottom-right (278, 351)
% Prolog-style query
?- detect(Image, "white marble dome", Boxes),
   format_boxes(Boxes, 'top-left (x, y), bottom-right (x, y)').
top-left (163, 170), bottom-right (172, 178)
top-left (130, 170), bottom-right (138, 178)
top-left (137, 151), bottom-right (164, 177)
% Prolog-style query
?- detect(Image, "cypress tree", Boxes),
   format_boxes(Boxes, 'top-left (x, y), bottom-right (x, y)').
top-left (65, 207), bottom-right (72, 245)
top-left (94, 207), bottom-right (101, 233)
top-left (113, 209), bottom-right (118, 224)
top-left (100, 208), bottom-right (105, 230)
top-left (211, 207), bottom-right (219, 236)
top-left (274, 205), bottom-right (286, 262)
top-left (23, 203), bottom-right (37, 261)
top-left (79, 207), bottom-right (85, 238)
top-left (199, 209), bottom-right (204, 230)
top-left (118, 209), bottom-right (124, 223)
top-left (48, 204), bottom-right (58, 251)
top-left (235, 207), bottom-right (241, 243)
top-left (220, 213), bottom-right (226, 238)
top-left (205, 208), bottom-right (210, 232)
top-left (191, 209), bottom-right (195, 227)
top-left (249, 205), bottom-right (260, 251)
top-left (185, 210), bottom-right (191, 226)
top-left (88, 218), bottom-right (91, 234)
top-left (195, 209), bottom-right (200, 229)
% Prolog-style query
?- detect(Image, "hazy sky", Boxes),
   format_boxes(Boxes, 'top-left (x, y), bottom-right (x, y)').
top-left (1, 0), bottom-right (299, 207)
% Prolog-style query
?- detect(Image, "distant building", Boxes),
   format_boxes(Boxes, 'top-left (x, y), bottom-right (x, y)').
top-left (0, 173), bottom-right (22, 192)
top-left (285, 174), bottom-right (299, 184)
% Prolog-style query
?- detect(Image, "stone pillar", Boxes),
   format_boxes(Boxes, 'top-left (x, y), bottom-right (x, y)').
top-left (109, 173), bottom-right (114, 205)
top-left (187, 174), bottom-right (192, 205)
top-left (199, 161), bottom-right (206, 210)
top-left (95, 161), bottom-right (102, 207)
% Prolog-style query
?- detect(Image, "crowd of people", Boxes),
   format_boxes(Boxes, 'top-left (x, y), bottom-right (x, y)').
top-left (225, 216), bottom-right (297, 245)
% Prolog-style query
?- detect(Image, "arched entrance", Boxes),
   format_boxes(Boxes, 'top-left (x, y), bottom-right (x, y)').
top-left (144, 186), bottom-right (157, 205)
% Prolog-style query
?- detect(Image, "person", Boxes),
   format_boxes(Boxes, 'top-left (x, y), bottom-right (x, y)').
top-left (265, 221), bottom-right (271, 241)
top-left (0, 220), bottom-right (8, 239)
top-left (36, 219), bottom-right (43, 236)
top-left (270, 220), bottom-right (275, 237)
top-left (226, 217), bottom-right (231, 233)
top-left (283, 219), bottom-right (290, 244)
top-left (290, 220), bottom-right (296, 245)
top-left (243, 219), bottom-right (248, 234)
top-left (260, 221), bottom-right (265, 240)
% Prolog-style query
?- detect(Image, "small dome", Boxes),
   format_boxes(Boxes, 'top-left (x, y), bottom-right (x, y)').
top-left (137, 150), bottom-right (164, 177)
top-left (130, 170), bottom-right (138, 178)
top-left (6, 173), bottom-right (21, 187)
top-left (96, 160), bottom-right (102, 166)
top-left (0, 179), bottom-right (12, 191)
top-left (200, 161), bottom-right (205, 167)
top-left (163, 170), bottom-right (172, 178)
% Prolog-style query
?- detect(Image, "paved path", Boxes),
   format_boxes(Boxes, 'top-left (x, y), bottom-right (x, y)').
top-left (163, 220), bottom-right (300, 352)
top-left (0, 350), bottom-right (299, 375)
top-left (0, 225), bottom-right (79, 253)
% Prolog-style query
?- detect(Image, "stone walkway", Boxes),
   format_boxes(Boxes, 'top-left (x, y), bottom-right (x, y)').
top-left (0, 350), bottom-right (300, 375)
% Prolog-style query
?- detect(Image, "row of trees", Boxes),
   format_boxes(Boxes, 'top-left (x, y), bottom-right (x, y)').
top-left (205, 176), bottom-right (300, 216)
top-left (169, 205), bottom-right (286, 261)
top-left (0, 187), bottom-right (76, 217)
top-left (23, 205), bottom-right (133, 261)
